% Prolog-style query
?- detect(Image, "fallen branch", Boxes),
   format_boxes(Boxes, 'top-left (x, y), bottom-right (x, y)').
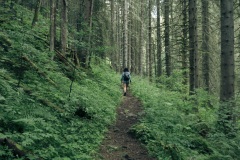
top-left (0, 138), bottom-right (28, 159)
top-left (38, 98), bottom-right (65, 113)
top-left (22, 55), bottom-right (57, 86)
top-left (0, 73), bottom-right (65, 113)
top-left (0, 138), bottom-right (44, 160)
top-left (54, 49), bottom-right (81, 72)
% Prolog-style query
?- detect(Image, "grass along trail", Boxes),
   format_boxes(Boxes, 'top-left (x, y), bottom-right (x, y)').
top-left (97, 92), bottom-right (156, 160)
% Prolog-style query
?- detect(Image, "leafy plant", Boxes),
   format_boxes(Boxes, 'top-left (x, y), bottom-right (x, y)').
top-left (0, 3), bottom-right (122, 159)
top-left (131, 74), bottom-right (240, 159)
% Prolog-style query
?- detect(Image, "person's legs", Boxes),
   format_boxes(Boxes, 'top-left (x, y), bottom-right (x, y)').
top-left (123, 83), bottom-right (127, 92)
top-left (122, 82), bottom-right (126, 96)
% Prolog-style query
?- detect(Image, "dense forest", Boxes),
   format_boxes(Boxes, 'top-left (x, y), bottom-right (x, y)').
top-left (0, 0), bottom-right (240, 159)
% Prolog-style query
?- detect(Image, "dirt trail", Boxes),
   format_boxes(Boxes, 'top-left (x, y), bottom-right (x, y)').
top-left (97, 93), bottom-right (156, 160)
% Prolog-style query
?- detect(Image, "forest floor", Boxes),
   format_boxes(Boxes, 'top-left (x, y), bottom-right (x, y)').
top-left (97, 92), bottom-right (157, 160)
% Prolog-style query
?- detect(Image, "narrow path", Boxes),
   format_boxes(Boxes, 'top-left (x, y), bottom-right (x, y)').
top-left (98, 93), bottom-right (156, 160)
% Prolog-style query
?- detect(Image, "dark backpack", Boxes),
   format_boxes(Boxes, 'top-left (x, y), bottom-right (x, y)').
top-left (123, 72), bottom-right (130, 81)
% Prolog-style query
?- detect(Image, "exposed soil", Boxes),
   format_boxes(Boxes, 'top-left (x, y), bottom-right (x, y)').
top-left (97, 92), bottom-right (156, 160)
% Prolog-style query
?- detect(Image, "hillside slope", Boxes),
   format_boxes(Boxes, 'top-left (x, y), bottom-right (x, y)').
top-left (0, 3), bottom-right (121, 159)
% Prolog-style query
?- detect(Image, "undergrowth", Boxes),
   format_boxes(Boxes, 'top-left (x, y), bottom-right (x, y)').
top-left (0, 2), bottom-right (121, 159)
top-left (131, 73), bottom-right (240, 160)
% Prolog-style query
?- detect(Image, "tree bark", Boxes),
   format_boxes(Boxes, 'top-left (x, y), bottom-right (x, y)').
top-left (128, 0), bottom-right (132, 70)
top-left (60, 0), bottom-right (68, 55)
top-left (201, 0), bottom-right (210, 91)
top-left (219, 0), bottom-right (235, 134)
top-left (86, 0), bottom-right (94, 67)
top-left (188, 0), bottom-right (198, 93)
top-left (148, 0), bottom-right (152, 80)
top-left (31, 0), bottom-right (42, 28)
top-left (165, 0), bottom-right (171, 76)
top-left (116, 2), bottom-right (121, 72)
top-left (138, 0), bottom-right (144, 76)
top-left (220, 0), bottom-right (235, 101)
top-left (182, 0), bottom-right (188, 85)
top-left (49, 0), bottom-right (56, 52)
top-left (78, 0), bottom-right (94, 68)
top-left (123, 0), bottom-right (128, 69)
top-left (156, 0), bottom-right (162, 77)
top-left (110, 0), bottom-right (117, 70)
top-left (129, 0), bottom-right (135, 72)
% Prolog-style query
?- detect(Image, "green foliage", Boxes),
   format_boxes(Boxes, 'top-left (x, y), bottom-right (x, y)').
top-left (0, 59), bottom-right (121, 159)
top-left (131, 75), bottom-right (240, 159)
top-left (0, 2), bottom-right (122, 159)
top-left (156, 70), bottom-right (188, 93)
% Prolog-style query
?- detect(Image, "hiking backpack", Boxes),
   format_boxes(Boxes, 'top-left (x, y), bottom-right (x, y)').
top-left (123, 72), bottom-right (130, 81)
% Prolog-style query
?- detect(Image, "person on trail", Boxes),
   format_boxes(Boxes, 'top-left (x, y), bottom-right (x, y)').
top-left (121, 68), bottom-right (131, 96)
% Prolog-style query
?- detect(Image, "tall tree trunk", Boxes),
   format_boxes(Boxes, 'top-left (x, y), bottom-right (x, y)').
top-left (60, 0), bottom-right (68, 55)
top-left (238, 0), bottom-right (240, 93)
top-left (146, 37), bottom-right (149, 76)
top-left (164, 0), bottom-right (171, 76)
top-left (133, 21), bottom-right (137, 74)
top-left (219, 0), bottom-right (235, 134)
top-left (78, 0), bottom-right (94, 68)
top-left (128, 0), bottom-right (132, 70)
top-left (182, 0), bottom-right (188, 85)
top-left (54, 0), bottom-right (58, 48)
top-left (110, 0), bottom-right (117, 70)
top-left (31, 0), bottom-right (42, 28)
top-left (87, 0), bottom-right (94, 67)
top-left (123, 0), bottom-right (128, 68)
top-left (129, 0), bottom-right (135, 73)
top-left (201, 0), bottom-right (209, 91)
top-left (188, 0), bottom-right (198, 93)
top-left (148, 0), bottom-right (152, 80)
top-left (139, 0), bottom-right (144, 76)
top-left (116, 2), bottom-right (121, 72)
top-left (156, 0), bottom-right (162, 77)
top-left (50, 0), bottom-right (56, 52)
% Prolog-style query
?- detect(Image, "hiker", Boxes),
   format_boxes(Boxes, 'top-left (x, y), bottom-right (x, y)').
top-left (121, 68), bottom-right (131, 96)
